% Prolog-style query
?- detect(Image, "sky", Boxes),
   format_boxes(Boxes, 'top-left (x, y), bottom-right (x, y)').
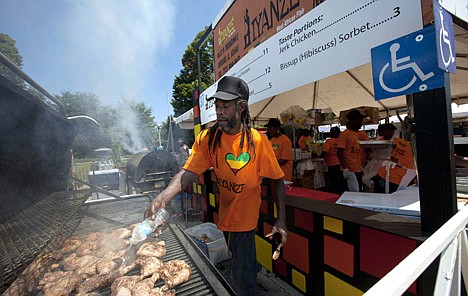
top-left (0, 0), bottom-right (226, 123)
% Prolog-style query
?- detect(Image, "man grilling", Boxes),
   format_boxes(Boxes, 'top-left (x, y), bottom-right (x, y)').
top-left (145, 76), bottom-right (288, 296)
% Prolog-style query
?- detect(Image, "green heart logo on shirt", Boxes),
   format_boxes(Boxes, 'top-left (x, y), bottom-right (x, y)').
top-left (225, 152), bottom-right (251, 175)
top-left (272, 143), bottom-right (279, 151)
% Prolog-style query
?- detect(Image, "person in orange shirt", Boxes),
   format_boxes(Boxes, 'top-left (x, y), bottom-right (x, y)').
top-left (298, 129), bottom-right (312, 151)
top-left (266, 118), bottom-right (293, 182)
top-left (145, 76), bottom-right (287, 296)
top-left (337, 110), bottom-right (368, 192)
top-left (322, 126), bottom-right (342, 194)
top-left (372, 136), bottom-right (416, 194)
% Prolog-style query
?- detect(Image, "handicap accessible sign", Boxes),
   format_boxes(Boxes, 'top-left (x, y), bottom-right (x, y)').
top-left (371, 26), bottom-right (445, 101)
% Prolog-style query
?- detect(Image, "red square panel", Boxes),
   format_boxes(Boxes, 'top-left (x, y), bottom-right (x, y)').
top-left (201, 195), bottom-right (207, 211)
top-left (360, 227), bottom-right (417, 293)
top-left (294, 208), bottom-right (313, 232)
top-left (263, 222), bottom-right (273, 237)
top-left (213, 212), bottom-right (219, 224)
top-left (261, 185), bottom-right (268, 197)
top-left (283, 231), bottom-right (309, 273)
top-left (260, 200), bottom-right (269, 215)
top-left (274, 258), bottom-right (288, 277)
top-left (324, 235), bottom-right (354, 277)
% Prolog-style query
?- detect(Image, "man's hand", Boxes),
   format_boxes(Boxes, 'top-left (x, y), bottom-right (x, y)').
top-left (342, 168), bottom-right (351, 179)
top-left (265, 220), bottom-right (288, 260)
top-left (144, 193), bottom-right (169, 220)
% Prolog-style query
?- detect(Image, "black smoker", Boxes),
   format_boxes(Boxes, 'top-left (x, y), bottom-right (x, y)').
top-left (125, 150), bottom-right (180, 194)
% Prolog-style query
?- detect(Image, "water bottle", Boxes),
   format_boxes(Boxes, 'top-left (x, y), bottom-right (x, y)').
top-left (130, 208), bottom-right (169, 244)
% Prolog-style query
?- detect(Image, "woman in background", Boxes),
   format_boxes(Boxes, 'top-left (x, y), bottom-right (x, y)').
top-left (322, 127), bottom-right (342, 194)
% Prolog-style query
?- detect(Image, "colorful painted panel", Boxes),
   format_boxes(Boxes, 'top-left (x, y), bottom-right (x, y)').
top-left (360, 226), bottom-right (417, 293)
top-left (260, 199), bottom-right (269, 215)
top-left (293, 208), bottom-right (314, 232)
top-left (256, 235), bottom-right (273, 272)
top-left (283, 231), bottom-right (309, 273)
top-left (324, 272), bottom-right (363, 296)
top-left (323, 216), bottom-right (343, 234)
top-left (209, 193), bottom-right (216, 207)
top-left (292, 269), bottom-right (307, 293)
top-left (324, 235), bottom-right (354, 277)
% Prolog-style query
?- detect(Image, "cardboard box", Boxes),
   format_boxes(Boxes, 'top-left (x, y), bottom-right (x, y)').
top-left (339, 106), bottom-right (379, 124)
top-left (293, 170), bottom-right (315, 189)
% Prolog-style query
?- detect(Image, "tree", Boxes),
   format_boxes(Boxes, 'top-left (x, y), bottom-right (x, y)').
top-left (0, 33), bottom-right (25, 87)
top-left (171, 27), bottom-right (214, 117)
top-left (113, 98), bottom-right (158, 154)
top-left (55, 91), bottom-right (114, 158)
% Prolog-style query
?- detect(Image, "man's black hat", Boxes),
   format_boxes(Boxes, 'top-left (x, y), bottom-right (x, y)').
top-left (208, 76), bottom-right (249, 101)
top-left (346, 109), bottom-right (368, 121)
top-left (384, 123), bottom-right (397, 131)
top-left (265, 118), bottom-right (281, 127)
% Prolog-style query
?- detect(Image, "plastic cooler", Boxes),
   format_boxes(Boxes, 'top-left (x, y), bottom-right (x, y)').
top-left (185, 223), bottom-right (230, 265)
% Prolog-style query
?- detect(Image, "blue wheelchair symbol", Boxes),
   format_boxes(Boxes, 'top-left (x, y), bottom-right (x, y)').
top-left (434, 0), bottom-right (456, 73)
top-left (372, 26), bottom-right (445, 101)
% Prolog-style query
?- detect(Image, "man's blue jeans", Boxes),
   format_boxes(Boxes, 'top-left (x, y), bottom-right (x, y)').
top-left (223, 229), bottom-right (257, 296)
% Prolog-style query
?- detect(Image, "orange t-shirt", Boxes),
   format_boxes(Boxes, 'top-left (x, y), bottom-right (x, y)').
top-left (377, 138), bottom-right (415, 185)
top-left (270, 134), bottom-right (293, 181)
top-left (298, 135), bottom-right (311, 151)
top-left (184, 128), bottom-right (284, 232)
top-left (337, 129), bottom-right (362, 172)
top-left (322, 138), bottom-right (339, 166)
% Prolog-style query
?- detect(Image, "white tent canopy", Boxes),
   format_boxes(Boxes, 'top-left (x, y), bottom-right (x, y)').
top-left (249, 23), bottom-right (468, 123)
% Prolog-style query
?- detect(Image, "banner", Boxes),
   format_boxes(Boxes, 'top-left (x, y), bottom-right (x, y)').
top-left (202, 0), bottom-right (423, 125)
top-left (213, 0), bottom-right (318, 79)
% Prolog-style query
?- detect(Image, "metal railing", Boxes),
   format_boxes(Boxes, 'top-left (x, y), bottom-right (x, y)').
top-left (365, 205), bottom-right (468, 296)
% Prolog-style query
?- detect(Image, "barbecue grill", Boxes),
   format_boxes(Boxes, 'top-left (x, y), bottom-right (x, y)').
top-left (1, 191), bottom-right (235, 295)
top-left (126, 150), bottom-right (180, 194)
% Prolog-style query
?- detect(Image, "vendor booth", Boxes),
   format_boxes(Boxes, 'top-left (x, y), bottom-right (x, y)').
top-left (178, 0), bottom-right (468, 294)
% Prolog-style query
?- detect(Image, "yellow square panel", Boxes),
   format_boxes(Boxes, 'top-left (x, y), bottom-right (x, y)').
top-left (209, 193), bottom-right (216, 207)
top-left (324, 272), bottom-right (363, 296)
top-left (193, 182), bottom-right (197, 193)
top-left (255, 235), bottom-right (272, 272)
top-left (194, 124), bottom-right (201, 137)
top-left (292, 269), bottom-right (307, 293)
top-left (197, 185), bottom-right (202, 194)
top-left (324, 216), bottom-right (343, 234)
top-left (273, 203), bottom-right (277, 218)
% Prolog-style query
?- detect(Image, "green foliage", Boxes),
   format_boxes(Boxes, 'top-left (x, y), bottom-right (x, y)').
top-left (0, 33), bottom-right (25, 87)
top-left (55, 91), bottom-right (159, 158)
top-left (171, 27), bottom-right (214, 117)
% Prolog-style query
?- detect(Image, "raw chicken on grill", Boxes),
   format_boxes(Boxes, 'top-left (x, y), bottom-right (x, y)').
top-left (131, 274), bottom-right (159, 296)
top-left (62, 254), bottom-right (98, 271)
top-left (60, 238), bottom-right (82, 253)
top-left (41, 270), bottom-right (82, 296)
top-left (111, 275), bottom-right (140, 296)
top-left (136, 256), bottom-right (163, 279)
top-left (96, 258), bottom-right (118, 275)
top-left (159, 259), bottom-right (192, 288)
top-left (136, 241), bottom-right (166, 258)
top-left (149, 286), bottom-right (176, 296)
top-left (111, 227), bottom-right (133, 239)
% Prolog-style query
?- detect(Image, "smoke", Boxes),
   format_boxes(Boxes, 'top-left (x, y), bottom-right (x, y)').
top-left (61, 1), bottom-right (176, 106)
top-left (115, 100), bottom-right (147, 154)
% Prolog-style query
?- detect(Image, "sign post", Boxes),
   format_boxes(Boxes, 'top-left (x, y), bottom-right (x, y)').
top-left (371, 25), bottom-right (457, 235)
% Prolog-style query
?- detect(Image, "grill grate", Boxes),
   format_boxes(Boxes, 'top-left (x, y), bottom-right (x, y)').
top-left (96, 223), bottom-right (235, 296)
top-left (0, 190), bottom-right (90, 294)
top-left (1, 192), bottom-right (234, 295)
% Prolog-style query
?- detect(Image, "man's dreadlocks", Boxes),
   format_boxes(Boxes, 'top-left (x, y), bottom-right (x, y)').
top-left (207, 99), bottom-right (256, 159)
